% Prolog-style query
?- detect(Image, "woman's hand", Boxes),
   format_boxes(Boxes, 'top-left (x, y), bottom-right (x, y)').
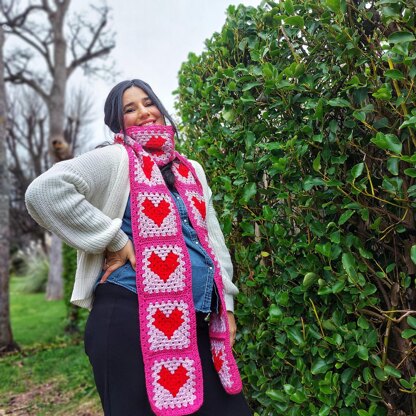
top-left (227, 311), bottom-right (237, 347)
top-left (100, 240), bottom-right (136, 283)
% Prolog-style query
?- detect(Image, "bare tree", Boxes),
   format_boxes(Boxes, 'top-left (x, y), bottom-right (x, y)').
top-left (7, 88), bottom-right (48, 250)
top-left (64, 86), bottom-right (95, 154)
top-left (1, 0), bottom-right (115, 299)
top-left (0, 25), bottom-right (18, 354)
top-left (2, 0), bottom-right (114, 158)
top-left (6, 85), bottom-right (94, 251)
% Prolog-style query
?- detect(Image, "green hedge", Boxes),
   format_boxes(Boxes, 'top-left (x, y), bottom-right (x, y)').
top-left (62, 243), bottom-right (87, 334)
top-left (175, 1), bottom-right (416, 415)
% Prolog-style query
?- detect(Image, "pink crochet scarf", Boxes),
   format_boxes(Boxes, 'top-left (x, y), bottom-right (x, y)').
top-left (114, 125), bottom-right (242, 416)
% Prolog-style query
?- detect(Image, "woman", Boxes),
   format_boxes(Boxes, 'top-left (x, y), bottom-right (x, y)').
top-left (25, 79), bottom-right (251, 416)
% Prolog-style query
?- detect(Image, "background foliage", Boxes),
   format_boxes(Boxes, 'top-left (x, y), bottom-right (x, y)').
top-left (62, 244), bottom-right (88, 333)
top-left (175, 1), bottom-right (416, 414)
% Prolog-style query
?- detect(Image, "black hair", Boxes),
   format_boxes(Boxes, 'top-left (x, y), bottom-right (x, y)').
top-left (104, 79), bottom-right (177, 134)
top-left (104, 79), bottom-right (177, 188)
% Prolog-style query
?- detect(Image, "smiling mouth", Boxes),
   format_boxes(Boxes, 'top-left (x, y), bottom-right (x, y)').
top-left (140, 120), bottom-right (155, 126)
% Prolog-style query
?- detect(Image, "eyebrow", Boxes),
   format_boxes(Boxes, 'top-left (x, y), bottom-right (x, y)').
top-left (123, 101), bottom-right (135, 111)
top-left (122, 96), bottom-right (152, 112)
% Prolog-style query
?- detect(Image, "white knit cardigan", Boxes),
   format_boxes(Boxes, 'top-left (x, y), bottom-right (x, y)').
top-left (25, 144), bottom-right (238, 311)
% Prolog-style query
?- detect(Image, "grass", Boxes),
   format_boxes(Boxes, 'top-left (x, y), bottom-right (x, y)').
top-left (9, 277), bottom-right (66, 345)
top-left (0, 276), bottom-right (101, 415)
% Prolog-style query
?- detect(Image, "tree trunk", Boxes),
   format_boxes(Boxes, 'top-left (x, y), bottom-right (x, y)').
top-left (0, 26), bottom-right (19, 354)
top-left (2, 0), bottom-right (113, 301)
top-left (45, 2), bottom-right (71, 300)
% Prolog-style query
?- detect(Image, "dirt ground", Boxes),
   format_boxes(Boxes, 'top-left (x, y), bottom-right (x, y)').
top-left (0, 382), bottom-right (101, 416)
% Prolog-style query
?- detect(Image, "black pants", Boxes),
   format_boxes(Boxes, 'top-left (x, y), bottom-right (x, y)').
top-left (84, 283), bottom-right (252, 416)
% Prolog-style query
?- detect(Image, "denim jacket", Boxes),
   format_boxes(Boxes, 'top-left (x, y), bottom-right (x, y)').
top-left (97, 191), bottom-right (218, 313)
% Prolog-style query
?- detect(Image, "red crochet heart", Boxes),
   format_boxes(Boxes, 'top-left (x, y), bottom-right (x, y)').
top-left (153, 307), bottom-right (184, 339)
top-left (148, 251), bottom-right (179, 282)
top-left (177, 163), bottom-right (189, 178)
top-left (142, 155), bottom-right (154, 180)
top-left (145, 136), bottom-right (165, 149)
top-left (213, 350), bottom-right (223, 372)
top-left (142, 198), bottom-right (170, 227)
top-left (158, 364), bottom-right (189, 397)
top-left (192, 196), bottom-right (206, 220)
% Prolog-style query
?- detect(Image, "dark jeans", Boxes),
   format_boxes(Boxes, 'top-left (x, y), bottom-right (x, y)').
top-left (84, 283), bottom-right (252, 416)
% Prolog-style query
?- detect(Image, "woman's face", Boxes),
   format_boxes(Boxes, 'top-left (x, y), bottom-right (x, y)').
top-left (122, 86), bottom-right (165, 128)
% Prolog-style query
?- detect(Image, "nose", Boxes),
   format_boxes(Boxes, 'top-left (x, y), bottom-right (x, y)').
top-left (137, 104), bottom-right (150, 120)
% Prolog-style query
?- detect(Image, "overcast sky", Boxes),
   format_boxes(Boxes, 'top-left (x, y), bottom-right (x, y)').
top-left (69, 0), bottom-right (262, 146)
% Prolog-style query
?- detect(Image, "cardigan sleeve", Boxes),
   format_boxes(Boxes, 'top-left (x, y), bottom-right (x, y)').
top-left (190, 160), bottom-right (239, 312)
top-left (25, 145), bottom-right (129, 254)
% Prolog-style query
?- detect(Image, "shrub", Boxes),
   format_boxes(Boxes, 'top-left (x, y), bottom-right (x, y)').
top-left (175, 1), bottom-right (416, 415)
top-left (18, 244), bottom-right (49, 293)
top-left (62, 243), bottom-right (87, 334)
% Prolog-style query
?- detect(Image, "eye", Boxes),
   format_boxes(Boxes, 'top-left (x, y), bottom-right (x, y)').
top-left (145, 100), bottom-right (154, 107)
top-left (124, 108), bottom-right (134, 114)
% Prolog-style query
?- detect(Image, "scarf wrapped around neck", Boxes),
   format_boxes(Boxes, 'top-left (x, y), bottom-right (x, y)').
top-left (114, 125), bottom-right (242, 416)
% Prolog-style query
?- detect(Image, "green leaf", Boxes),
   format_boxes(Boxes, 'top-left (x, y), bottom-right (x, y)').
top-left (371, 132), bottom-right (402, 154)
top-left (353, 110), bottom-right (366, 122)
top-left (401, 329), bottom-right (416, 339)
top-left (245, 131), bottom-right (256, 149)
top-left (359, 247), bottom-right (373, 259)
top-left (290, 390), bottom-right (307, 404)
top-left (363, 367), bottom-right (372, 383)
top-left (338, 210), bottom-right (354, 225)
top-left (374, 367), bottom-right (388, 381)
top-left (269, 304), bottom-right (283, 321)
top-left (303, 272), bottom-right (318, 288)
top-left (358, 316), bottom-right (370, 329)
top-left (384, 365), bottom-right (401, 378)
top-left (342, 252), bottom-right (358, 281)
top-left (404, 168), bottom-right (416, 177)
top-left (372, 87), bottom-right (392, 100)
top-left (388, 31), bottom-right (416, 44)
top-left (313, 153), bottom-right (321, 172)
top-left (385, 69), bottom-right (405, 80)
top-left (284, 16), bottom-right (304, 28)
top-left (387, 158), bottom-right (399, 175)
top-left (242, 82), bottom-right (262, 91)
top-left (319, 405), bottom-right (331, 416)
top-left (400, 116), bottom-right (416, 129)
top-left (311, 358), bottom-right (331, 375)
top-left (284, 0), bottom-right (294, 14)
top-left (332, 280), bottom-right (345, 293)
top-left (351, 163), bottom-right (364, 179)
top-left (341, 367), bottom-right (355, 384)
top-left (283, 384), bottom-right (296, 395)
top-left (286, 326), bottom-right (305, 346)
top-left (316, 242), bottom-right (332, 258)
top-left (325, 0), bottom-right (341, 13)
top-left (407, 316), bottom-right (416, 329)
top-left (357, 345), bottom-right (369, 361)
top-left (241, 182), bottom-right (257, 203)
top-left (266, 389), bottom-right (287, 402)
top-left (222, 108), bottom-right (235, 122)
top-left (304, 177), bottom-right (325, 190)
top-left (411, 245), bottom-right (416, 265)
top-left (328, 98), bottom-right (350, 107)
top-left (400, 378), bottom-right (412, 389)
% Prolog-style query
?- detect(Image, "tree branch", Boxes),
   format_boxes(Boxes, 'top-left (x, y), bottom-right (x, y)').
top-left (5, 27), bottom-right (53, 74)
top-left (0, 2), bottom-right (44, 27)
top-left (66, 6), bottom-right (114, 77)
top-left (4, 62), bottom-right (48, 101)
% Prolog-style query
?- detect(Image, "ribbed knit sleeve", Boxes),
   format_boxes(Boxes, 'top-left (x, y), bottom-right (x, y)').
top-left (25, 145), bottom-right (129, 254)
top-left (190, 160), bottom-right (239, 312)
